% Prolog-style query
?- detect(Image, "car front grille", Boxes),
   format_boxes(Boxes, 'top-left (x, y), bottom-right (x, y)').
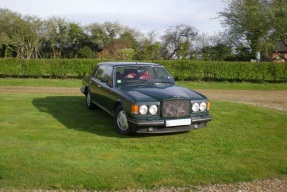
top-left (162, 100), bottom-right (190, 118)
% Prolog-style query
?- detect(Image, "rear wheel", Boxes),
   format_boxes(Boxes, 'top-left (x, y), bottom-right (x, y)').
top-left (114, 105), bottom-right (133, 135)
top-left (85, 89), bottom-right (95, 110)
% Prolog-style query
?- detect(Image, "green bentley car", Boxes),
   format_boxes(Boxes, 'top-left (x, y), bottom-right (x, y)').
top-left (81, 62), bottom-right (212, 135)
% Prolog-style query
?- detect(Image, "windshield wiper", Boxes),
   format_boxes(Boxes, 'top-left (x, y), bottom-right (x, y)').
top-left (154, 81), bottom-right (174, 84)
top-left (125, 79), bottom-right (149, 85)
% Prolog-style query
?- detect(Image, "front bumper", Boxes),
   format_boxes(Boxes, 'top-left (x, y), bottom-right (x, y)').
top-left (128, 115), bottom-right (212, 134)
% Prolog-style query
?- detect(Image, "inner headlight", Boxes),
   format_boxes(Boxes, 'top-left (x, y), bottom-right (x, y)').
top-left (139, 105), bottom-right (148, 114)
top-left (192, 103), bottom-right (199, 112)
top-left (200, 102), bottom-right (207, 111)
top-left (149, 105), bottom-right (158, 115)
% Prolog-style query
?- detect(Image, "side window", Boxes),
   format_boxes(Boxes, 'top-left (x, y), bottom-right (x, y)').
top-left (156, 67), bottom-right (165, 78)
top-left (155, 67), bottom-right (172, 80)
top-left (102, 66), bottom-right (113, 82)
top-left (93, 65), bottom-right (106, 79)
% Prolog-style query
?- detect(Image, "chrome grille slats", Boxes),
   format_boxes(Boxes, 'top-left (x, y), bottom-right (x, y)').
top-left (162, 100), bottom-right (190, 118)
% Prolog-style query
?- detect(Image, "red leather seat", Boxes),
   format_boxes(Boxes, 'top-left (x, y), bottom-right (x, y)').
top-left (123, 69), bottom-right (137, 78)
top-left (139, 71), bottom-right (152, 80)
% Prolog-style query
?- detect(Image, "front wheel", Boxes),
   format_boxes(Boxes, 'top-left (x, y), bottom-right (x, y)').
top-left (85, 89), bottom-right (96, 110)
top-left (114, 105), bottom-right (133, 135)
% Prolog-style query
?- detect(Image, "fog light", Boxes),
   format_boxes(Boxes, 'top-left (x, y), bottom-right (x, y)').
top-left (194, 124), bottom-right (199, 129)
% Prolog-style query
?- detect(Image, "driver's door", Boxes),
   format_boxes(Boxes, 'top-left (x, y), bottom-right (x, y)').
top-left (90, 64), bottom-right (106, 105)
top-left (91, 65), bottom-right (115, 113)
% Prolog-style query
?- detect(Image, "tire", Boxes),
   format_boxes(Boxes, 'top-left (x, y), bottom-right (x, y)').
top-left (85, 89), bottom-right (96, 110)
top-left (114, 105), bottom-right (133, 135)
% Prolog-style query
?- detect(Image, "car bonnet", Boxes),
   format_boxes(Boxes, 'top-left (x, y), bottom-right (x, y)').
top-left (121, 84), bottom-right (206, 102)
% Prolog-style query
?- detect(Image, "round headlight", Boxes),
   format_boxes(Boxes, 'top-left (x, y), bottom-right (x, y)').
top-left (139, 105), bottom-right (148, 114)
top-left (200, 102), bottom-right (207, 111)
top-left (192, 103), bottom-right (199, 112)
top-left (149, 105), bottom-right (158, 115)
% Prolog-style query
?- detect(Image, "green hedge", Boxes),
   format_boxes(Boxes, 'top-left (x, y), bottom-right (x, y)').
top-left (155, 60), bottom-right (287, 82)
top-left (0, 59), bottom-right (286, 82)
top-left (0, 59), bottom-right (97, 78)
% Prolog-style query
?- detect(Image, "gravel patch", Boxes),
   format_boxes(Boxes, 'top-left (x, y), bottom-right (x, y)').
top-left (194, 177), bottom-right (287, 192)
top-left (197, 89), bottom-right (287, 111)
top-left (1, 178), bottom-right (287, 191)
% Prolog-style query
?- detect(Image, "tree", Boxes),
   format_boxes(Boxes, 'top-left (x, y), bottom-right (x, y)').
top-left (96, 39), bottom-right (132, 60)
top-left (219, 0), bottom-right (287, 61)
top-left (268, 0), bottom-right (287, 61)
top-left (200, 44), bottom-right (233, 61)
top-left (87, 21), bottom-right (123, 51)
top-left (137, 41), bottom-right (161, 60)
top-left (233, 43), bottom-right (253, 61)
top-left (118, 48), bottom-right (135, 61)
top-left (0, 9), bottom-right (15, 57)
top-left (192, 32), bottom-right (233, 60)
top-left (76, 46), bottom-right (94, 58)
top-left (136, 31), bottom-right (162, 60)
top-left (161, 24), bottom-right (198, 59)
top-left (219, 0), bottom-right (270, 58)
top-left (0, 9), bottom-right (43, 59)
top-left (21, 15), bottom-right (44, 59)
top-left (64, 22), bottom-right (88, 58)
top-left (120, 27), bottom-right (141, 48)
top-left (41, 17), bottom-right (70, 58)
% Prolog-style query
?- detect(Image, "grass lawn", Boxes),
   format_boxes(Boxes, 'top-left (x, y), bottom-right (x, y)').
top-left (0, 78), bottom-right (287, 90)
top-left (0, 79), bottom-right (287, 190)
top-left (0, 78), bottom-right (81, 87)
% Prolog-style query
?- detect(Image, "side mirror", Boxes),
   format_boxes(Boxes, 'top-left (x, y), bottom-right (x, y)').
top-left (101, 77), bottom-right (108, 82)
top-left (107, 77), bottom-right (113, 87)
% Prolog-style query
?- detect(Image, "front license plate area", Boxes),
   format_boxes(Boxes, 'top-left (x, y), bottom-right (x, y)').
top-left (165, 119), bottom-right (191, 127)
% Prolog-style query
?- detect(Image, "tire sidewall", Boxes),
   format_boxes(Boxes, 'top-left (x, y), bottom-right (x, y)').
top-left (114, 105), bottom-right (132, 135)
top-left (86, 88), bottom-right (95, 110)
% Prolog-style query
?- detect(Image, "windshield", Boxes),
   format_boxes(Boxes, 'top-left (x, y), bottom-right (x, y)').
top-left (114, 66), bottom-right (174, 86)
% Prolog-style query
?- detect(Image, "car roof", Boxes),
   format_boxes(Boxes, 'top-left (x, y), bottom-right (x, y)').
top-left (98, 62), bottom-right (162, 67)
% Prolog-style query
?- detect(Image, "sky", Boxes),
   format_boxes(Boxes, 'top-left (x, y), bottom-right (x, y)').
top-left (1, 0), bottom-right (225, 35)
